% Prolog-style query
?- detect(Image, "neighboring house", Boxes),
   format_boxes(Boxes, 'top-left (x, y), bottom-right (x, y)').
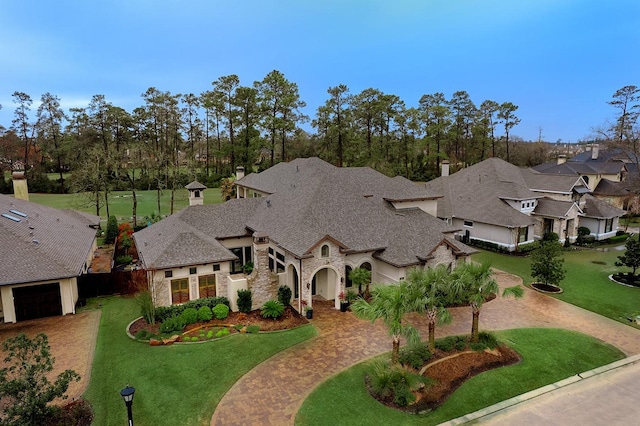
top-left (534, 145), bottom-right (640, 211)
top-left (424, 157), bottom-right (624, 252)
top-left (134, 157), bottom-right (476, 314)
top-left (0, 193), bottom-right (100, 323)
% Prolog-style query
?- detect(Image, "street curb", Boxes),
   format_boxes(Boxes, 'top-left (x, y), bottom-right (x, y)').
top-left (440, 353), bottom-right (640, 425)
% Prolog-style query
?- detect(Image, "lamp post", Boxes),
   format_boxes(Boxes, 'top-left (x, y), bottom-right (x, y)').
top-left (120, 385), bottom-right (135, 426)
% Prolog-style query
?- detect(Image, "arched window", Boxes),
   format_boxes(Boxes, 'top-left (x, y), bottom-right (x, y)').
top-left (345, 265), bottom-right (353, 288)
top-left (321, 244), bottom-right (329, 258)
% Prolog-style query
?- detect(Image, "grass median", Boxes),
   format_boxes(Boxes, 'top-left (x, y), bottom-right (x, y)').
top-left (295, 328), bottom-right (624, 426)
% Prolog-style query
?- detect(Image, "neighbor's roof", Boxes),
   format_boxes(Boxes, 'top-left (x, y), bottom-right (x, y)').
top-left (582, 194), bottom-right (626, 219)
top-left (0, 193), bottom-right (99, 286)
top-left (424, 158), bottom-right (537, 228)
top-left (185, 181), bottom-right (207, 190)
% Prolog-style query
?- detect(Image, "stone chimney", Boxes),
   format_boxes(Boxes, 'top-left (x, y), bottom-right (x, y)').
top-left (249, 232), bottom-right (278, 309)
top-left (441, 160), bottom-right (450, 177)
top-left (236, 166), bottom-right (245, 180)
top-left (557, 155), bottom-right (567, 165)
top-left (185, 181), bottom-right (206, 206)
top-left (591, 144), bottom-right (599, 160)
top-left (12, 171), bottom-right (29, 201)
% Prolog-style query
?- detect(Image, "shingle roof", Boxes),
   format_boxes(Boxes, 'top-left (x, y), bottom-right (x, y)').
top-left (0, 194), bottom-right (99, 286)
top-left (185, 181), bottom-right (207, 190)
top-left (582, 194), bottom-right (626, 219)
top-left (424, 158), bottom-right (537, 228)
top-left (533, 198), bottom-right (580, 218)
top-left (133, 199), bottom-right (262, 269)
top-left (136, 158), bottom-right (475, 269)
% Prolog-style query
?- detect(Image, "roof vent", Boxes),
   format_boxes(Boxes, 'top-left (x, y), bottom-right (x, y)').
top-left (266, 199), bottom-right (271, 207)
top-left (32, 239), bottom-right (40, 244)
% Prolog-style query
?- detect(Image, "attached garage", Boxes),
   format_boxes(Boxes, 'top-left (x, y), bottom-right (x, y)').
top-left (13, 283), bottom-right (63, 321)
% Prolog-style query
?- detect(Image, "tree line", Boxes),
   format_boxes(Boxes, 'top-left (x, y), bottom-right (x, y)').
top-left (0, 75), bottom-right (637, 221)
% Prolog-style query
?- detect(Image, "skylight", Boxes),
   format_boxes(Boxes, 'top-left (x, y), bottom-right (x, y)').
top-left (9, 209), bottom-right (28, 218)
top-left (1, 213), bottom-right (21, 222)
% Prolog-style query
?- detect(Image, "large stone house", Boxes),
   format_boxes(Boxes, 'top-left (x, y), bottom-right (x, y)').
top-left (424, 157), bottom-right (625, 251)
top-left (0, 192), bottom-right (100, 323)
top-left (134, 157), bottom-right (476, 314)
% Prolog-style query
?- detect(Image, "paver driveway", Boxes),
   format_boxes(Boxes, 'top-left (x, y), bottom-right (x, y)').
top-left (0, 310), bottom-right (101, 402)
top-left (211, 270), bottom-right (640, 426)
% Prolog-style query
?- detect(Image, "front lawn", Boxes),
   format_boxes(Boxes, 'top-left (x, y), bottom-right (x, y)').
top-left (473, 247), bottom-right (640, 329)
top-left (295, 328), bottom-right (625, 425)
top-left (83, 296), bottom-right (317, 426)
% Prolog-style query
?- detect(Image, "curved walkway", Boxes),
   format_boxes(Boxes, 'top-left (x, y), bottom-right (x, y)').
top-left (211, 270), bottom-right (640, 425)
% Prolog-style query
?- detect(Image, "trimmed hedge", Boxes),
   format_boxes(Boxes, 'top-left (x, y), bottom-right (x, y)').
top-left (154, 296), bottom-right (230, 323)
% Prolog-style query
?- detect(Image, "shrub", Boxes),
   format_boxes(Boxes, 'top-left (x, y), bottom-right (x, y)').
top-left (212, 303), bottom-right (230, 320)
top-left (153, 296), bottom-right (231, 323)
top-left (369, 360), bottom-right (429, 407)
top-left (160, 316), bottom-right (185, 333)
top-left (246, 325), bottom-right (260, 334)
top-left (261, 300), bottom-right (285, 319)
top-left (135, 330), bottom-right (152, 340)
top-left (197, 306), bottom-right (213, 322)
top-left (277, 285), bottom-right (292, 306)
top-left (206, 330), bottom-right (214, 339)
top-left (136, 290), bottom-right (156, 325)
top-left (105, 215), bottom-right (118, 244)
top-left (115, 255), bottom-right (133, 265)
top-left (242, 262), bottom-right (254, 274)
top-left (215, 328), bottom-right (230, 338)
top-left (237, 289), bottom-right (253, 313)
top-left (477, 331), bottom-right (499, 349)
top-left (180, 308), bottom-right (199, 325)
top-left (435, 335), bottom-right (466, 352)
top-left (398, 343), bottom-right (432, 369)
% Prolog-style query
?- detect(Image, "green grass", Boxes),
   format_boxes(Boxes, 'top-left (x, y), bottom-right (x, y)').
top-left (295, 328), bottom-right (625, 426)
top-left (26, 188), bottom-right (223, 225)
top-left (83, 296), bottom-right (317, 426)
top-left (473, 246), bottom-right (640, 329)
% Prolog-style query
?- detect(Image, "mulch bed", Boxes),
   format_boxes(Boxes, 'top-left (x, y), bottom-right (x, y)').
top-left (128, 305), bottom-right (308, 339)
top-left (369, 345), bottom-right (521, 414)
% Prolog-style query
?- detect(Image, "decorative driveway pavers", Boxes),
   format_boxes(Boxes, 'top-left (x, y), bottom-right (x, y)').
top-left (212, 270), bottom-right (640, 426)
top-left (0, 310), bottom-right (101, 402)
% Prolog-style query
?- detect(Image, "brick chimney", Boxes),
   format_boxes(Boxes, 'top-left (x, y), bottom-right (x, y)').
top-left (12, 171), bottom-right (29, 201)
top-left (441, 160), bottom-right (450, 177)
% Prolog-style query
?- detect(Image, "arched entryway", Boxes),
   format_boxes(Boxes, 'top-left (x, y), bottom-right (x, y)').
top-left (310, 267), bottom-right (340, 309)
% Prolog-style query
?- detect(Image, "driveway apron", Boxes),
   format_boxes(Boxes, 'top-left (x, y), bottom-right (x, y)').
top-left (0, 310), bottom-right (101, 402)
top-left (211, 270), bottom-right (640, 425)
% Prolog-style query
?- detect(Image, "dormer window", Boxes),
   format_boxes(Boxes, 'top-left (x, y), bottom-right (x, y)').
top-left (321, 244), bottom-right (329, 258)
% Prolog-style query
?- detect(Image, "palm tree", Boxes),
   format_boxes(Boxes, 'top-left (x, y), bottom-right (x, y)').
top-left (406, 266), bottom-right (452, 349)
top-left (349, 267), bottom-right (372, 297)
top-left (351, 282), bottom-right (421, 364)
top-left (452, 262), bottom-right (523, 342)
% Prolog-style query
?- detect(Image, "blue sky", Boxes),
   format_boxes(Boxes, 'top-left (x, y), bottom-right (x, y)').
top-left (1, 0), bottom-right (638, 142)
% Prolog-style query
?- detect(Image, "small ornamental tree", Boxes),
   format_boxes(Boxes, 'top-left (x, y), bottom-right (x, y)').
top-left (0, 333), bottom-right (80, 425)
top-left (530, 238), bottom-right (566, 286)
top-left (615, 237), bottom-right (640, 279)
top-left (105, 215), bottom-right (118, 244)
top-left (349, 267), bottom-right (371, 297)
